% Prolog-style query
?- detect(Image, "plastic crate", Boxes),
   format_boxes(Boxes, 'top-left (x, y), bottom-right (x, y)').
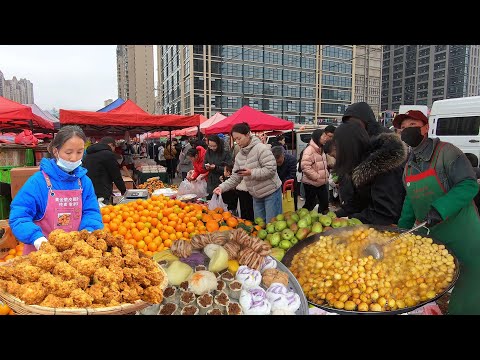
top-left (0, 195), bottom-right (11, 220)
top-left (0, 166), bottom-right (17, 185)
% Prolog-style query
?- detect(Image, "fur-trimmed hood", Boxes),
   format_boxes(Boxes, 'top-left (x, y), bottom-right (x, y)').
top-left (352, 133), bottom-right (407, 187)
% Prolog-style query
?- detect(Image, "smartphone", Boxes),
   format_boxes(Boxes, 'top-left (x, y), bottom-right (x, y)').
top-left (235, 169), bottom-right (246, 173)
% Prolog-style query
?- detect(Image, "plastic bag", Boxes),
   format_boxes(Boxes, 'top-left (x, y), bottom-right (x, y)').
top-left (190, 180), bottom-right (208, 198)
top-left (14, 130), bottom-right (39, 147)
top-left (208, 194), bottom-right (228, 211)
top-left (177, 179), bottom-right (195, 196)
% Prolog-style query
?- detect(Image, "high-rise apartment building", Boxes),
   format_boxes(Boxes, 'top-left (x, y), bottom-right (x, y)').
top-left (157, 45), bottom-right (380, 125)
top-left (381, 45), bottom-right (480, 112)
top-left (354, 45), bottom-right (382, 117)
top-left (116, 45), bottom-right (155, 113)
top-left (0, 72), bottom-right (34, 104)
top-left (0, 71), bottom-right (5, 97)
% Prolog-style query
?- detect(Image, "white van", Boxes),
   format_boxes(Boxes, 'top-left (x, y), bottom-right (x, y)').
top-left (429, 96), bottom-right (480, 166)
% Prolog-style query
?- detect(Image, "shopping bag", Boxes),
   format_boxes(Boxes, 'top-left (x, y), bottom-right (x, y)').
top-left (177, 179), bottom-right (195, 196)
top-left (208, 194), bottom-right (228, 211)
top-left (282, 190), bottom-right (295, 213)
top-left (190, 180), bottom-right (208, 198)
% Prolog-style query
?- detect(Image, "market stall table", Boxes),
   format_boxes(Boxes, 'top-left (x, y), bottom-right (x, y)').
top-left (135, 170), bottom-right (170, 185)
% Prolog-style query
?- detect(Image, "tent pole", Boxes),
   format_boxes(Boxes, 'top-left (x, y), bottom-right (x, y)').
top-left (169, 128), bottom-right (173, 183)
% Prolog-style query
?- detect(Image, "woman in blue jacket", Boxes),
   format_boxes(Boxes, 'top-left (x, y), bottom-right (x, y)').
top-left (9, 125), bottom-right (104, 254)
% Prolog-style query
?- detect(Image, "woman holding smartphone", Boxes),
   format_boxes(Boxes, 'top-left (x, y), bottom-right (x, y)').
top-left (213, 123), bottom-right (282, 223)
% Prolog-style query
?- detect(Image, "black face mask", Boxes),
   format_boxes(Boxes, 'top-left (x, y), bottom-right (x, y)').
top-left (401, 126), bottom-right (425, 148)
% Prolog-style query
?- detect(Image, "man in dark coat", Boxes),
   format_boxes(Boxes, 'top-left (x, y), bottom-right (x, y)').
top-left (342, 101), bottom-right (391, 137)
top-left (272, 145), bottom-right (298, 210)
top-left (83, 137), bottom-right (126, 203)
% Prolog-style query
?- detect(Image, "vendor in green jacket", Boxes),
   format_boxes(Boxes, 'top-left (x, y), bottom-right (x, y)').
top-left (393, 110), bottom-right (480, 315)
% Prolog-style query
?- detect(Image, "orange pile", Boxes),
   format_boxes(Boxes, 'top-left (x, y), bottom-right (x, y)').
top-left (0, 243), bottom-right (24, 262)
top-left (100, 195), bottom-right (249, 257)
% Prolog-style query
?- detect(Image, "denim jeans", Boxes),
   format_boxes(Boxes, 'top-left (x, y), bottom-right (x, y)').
top-left (252, 187), bottom-right (283, 223)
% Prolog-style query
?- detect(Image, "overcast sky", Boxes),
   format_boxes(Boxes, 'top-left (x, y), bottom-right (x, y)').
top-left (0, 45), bottom-right (120, 111)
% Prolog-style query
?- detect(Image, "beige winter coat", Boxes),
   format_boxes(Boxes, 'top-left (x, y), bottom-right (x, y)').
top-left (301, 139), bottom-right (329, 187)
top-left (220, 136), bottom-right (282, 199)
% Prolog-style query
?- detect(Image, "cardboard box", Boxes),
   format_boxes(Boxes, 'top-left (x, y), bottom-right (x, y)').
top-left (10, 166), bottom-right (40, 199)
top-left (113, 176), bottom-right (134, 192)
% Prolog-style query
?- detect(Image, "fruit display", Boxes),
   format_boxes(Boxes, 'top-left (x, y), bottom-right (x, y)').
top-left (0, 229), bottom-right (166, 308)
top-left (0, 242), bottom-right (24, 262)
top-left (100, 196), bottom-right (254, 258)
top-left (259, 208), bottom-right (363, 256)
top-left (137, 178), bottom-right (168, 194)
top-left (289, 226), bottom-right (456, 312)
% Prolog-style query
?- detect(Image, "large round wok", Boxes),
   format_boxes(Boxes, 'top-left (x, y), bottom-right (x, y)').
top-left (282, 225), bottom-right (461, 315)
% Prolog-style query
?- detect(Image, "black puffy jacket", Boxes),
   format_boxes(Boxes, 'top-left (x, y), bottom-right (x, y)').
top-left (336, 133), bottom-right (407, 225)
top-left (84, 143), bottom-right (126, 199)
top-left (342, 102), bottom-right (391, 137)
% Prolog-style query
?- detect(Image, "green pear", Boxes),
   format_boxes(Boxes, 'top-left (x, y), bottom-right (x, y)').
top-left (275, 220), bottom-right (287, 232)
top-left (291, 213), bottom-right (300, 222)
top-left (279, 240), bottom-right (292, 250)
top-left (331, 218), bottom-right (348, 228)
top-left (311, 222), bottom-right (323, 233)
top-left (297, 208), bottom-right (309, 218)
top-left (304, 214), bottom-right (312, 226)
top-left (290, 237), bottom-right (299, 245)
top-left (255, 217), bottom-right (264, 225)
top-left (289, 222), bottom-right (299, 232)
top-left (266, 224), bottom-right (276, 234)
top-left (276, 214), bottom-right (285, 221)
top-left (258, 229), bottom-right (268, 239)
top-left (310, 209), bottom-right (320, 221)
top-left (347, 218), bottom-right (363, 226)
top-left (270, 248), bottom-right (285, 262)
top-left (270, 233), bottom-right (282, 247)
top-left (281, 229), bottom-right (295, 241)
top-left (297, 218), bottom-right (309, 229)
top-left (326, 211), bottom-right (337, 219)
top-left (295, 228), bottom-right (310, 241)
top-left (319, 215), bottom-right (332, 227)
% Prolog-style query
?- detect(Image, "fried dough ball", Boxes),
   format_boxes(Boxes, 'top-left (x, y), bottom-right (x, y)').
top-left (51, 279), bottom-right (78, 298)
top-left (71, 241), bottom-right (98, 258)
top-left (12, 263), bottom-right (46, 284)
top-left (123, 267), bottom-right (150, 287)
top-left (0, 265), bottom-right (13, 280)
top-left (78, 229), bottom-right (90, 241)
top-left (141, 286), bottom-right (164, 304)
top-left (119, 283), bottom-right (141, 303)
top-left (64, 297), bottom-right (75, 307)
top-left (102, 288), bottom-right (122, 305)
top-left (123, 252), bottom-right (140, 267)
top-left (125, 281), bottom-right (144, 296)
top-left (103, 253), bottom-right (124, 268)
top-left (29, 251), bottom-right (62, 272)
top-left (68, 256), bottom-right (102, 278)
top-left (0, 279), bottom-right (8, 291)
top-left (108, 264), bottom-right (124, 282)
top-left (48, 229), bottom-right (75, 251)
top-left (86, 235), bottom-right (108, 252)
top-left (93, 267), bottom-right (118, 283)
top-left (70, 288), bottom-right (94, 307)
top-left (6, 280), bottom-right (21, 296)
top-left (39, 242), bottom-right (58, 253)
top-left (76, 275), bottom-right (91, 290)
top-left (52, 261), bottom-right (81, 281)
top-left (39, 273), bottom-right (60, 293)
top-left (86, 283), bottom-right (105, 304)
top-left (40, 294), bottom-right (66, 308)
top-left (102, 232), bottom-right (123, 248)
top-left (145, 268), bottom-right (165, 287)
top-left (17, 282), bottom-right (47, 304)
top-left (61, 249), bottom-right (77, 262)
top-left (121, 243), bottom-right (136, 255)
top-left (138, 257), bottom-right (157, 271)
top-left (110, 247), bottom-right (123, 257)
top-left (92, 229), bottom-right (109, 240)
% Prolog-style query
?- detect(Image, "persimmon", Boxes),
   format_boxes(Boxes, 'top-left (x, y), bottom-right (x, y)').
top-left (226, 217), bottom-right (239, 228)
top-left (206, 220), bottom-right (219, 232)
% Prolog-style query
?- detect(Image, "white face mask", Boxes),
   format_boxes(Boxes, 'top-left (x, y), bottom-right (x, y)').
top-left (57, 157), bottom-right (82, 172)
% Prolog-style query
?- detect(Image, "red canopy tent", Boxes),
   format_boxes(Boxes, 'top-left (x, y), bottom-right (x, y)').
top-left (204, 106), bottom-right (294, 135)
top-left (60, 100), bottom-right (202, 137)
top-left (0, 96), bottom-right (55, 132)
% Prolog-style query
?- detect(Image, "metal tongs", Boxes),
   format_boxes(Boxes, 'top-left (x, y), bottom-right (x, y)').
top-left (362, 221), bottom-right (429, 260)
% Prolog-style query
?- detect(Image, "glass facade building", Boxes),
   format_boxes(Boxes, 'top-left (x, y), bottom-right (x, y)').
top-left (158, 45), bottom-right (362, 125)
top-left (381, 45), bottom-right (480, 112)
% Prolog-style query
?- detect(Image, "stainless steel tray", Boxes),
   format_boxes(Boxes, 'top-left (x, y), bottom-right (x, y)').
top-left (282, 225), bottom-right (460, 315)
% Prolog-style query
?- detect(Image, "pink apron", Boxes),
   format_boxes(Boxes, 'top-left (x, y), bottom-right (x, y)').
top-left (23, 171), bottom-right (83, 255)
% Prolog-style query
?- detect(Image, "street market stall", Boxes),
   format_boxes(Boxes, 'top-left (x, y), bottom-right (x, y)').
top-left (204, 106), bottom-right (294, 135)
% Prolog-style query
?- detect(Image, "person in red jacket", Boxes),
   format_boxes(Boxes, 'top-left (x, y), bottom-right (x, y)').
top-left (186, 146), bottom-right (209, 182)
